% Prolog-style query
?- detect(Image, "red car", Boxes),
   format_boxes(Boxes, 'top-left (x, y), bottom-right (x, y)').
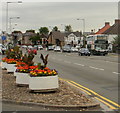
top-left (28, 47), bottom-right (37, 55)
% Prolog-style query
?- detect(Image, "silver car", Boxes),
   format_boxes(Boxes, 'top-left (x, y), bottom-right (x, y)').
top-left (54, 46), bottom-right (61, 52)
top-left (0, 44), bottom-right (6, 55)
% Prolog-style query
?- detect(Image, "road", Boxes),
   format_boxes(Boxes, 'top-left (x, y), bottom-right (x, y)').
top-left (33, 50), bottom-right (119, 105)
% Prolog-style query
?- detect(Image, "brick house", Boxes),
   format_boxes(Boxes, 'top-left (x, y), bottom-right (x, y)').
top-left (103, 19), bottom-right (120, 52)
top-left (48, 31), bottom-right (65, 46)
top-left (11, 31), bottom-right (23, 45)
top-left (95, 22), bottom-right (111, 34)
top-left (94, 19), bottom-right (120, 51)
top-left (22, 31), bottom-right (36, 45)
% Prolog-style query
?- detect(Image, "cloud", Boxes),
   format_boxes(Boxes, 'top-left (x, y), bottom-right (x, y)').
top-left (1, 2), bottom-right (118, 33)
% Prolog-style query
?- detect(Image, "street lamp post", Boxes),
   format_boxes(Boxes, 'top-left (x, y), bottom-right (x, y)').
top-left (6, 1), bottom-right (22, 33)
top-left (77, 18), bottom-right (85, 35)
top-left (9, 17), bottom-right (20, 33)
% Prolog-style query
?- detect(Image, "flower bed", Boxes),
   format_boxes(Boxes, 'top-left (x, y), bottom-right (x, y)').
top-left (6, 64), bottom-right (16, 73)
top-left (16, 72), bottom-right (30, 86)
top-left (1, 58), bottom-right (8, 69)
top-left (6, 59), bottom-right (17, 64)
top-left (29, 67), bottom-right (57, 77)
top-left (5, 59), bottom-right (17, 73)
top-left (29, 75), bottom-right (59, 91)
top-left (1, 48), bottom-right (59, 92)
top-left (15, 65), bottom-right (38, 86)
top-left (29, 67), bottom-right (59, 91)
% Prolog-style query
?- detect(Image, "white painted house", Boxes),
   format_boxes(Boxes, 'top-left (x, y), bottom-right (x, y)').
top-left (64, 32), bottom-right (82, 46)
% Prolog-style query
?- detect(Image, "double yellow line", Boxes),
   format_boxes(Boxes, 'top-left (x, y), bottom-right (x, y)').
top-left (59, 77), bottom-right (120, 110)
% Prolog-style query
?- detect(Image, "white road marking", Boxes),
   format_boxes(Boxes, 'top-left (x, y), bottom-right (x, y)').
top-left (74, 63), bottom-right (85, 66)
top-left (89, 66), bottom-right (104, 71)
top-left (105, 61), bottom-right (119, 64)
top-left (112, 72), bottom-right (120, 75)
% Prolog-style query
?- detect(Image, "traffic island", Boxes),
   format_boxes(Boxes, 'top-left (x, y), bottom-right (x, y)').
top-left (2, 70), bottom-right (100, 111)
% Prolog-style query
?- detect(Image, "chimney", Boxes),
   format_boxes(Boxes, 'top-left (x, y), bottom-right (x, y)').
top-left (105, 22), bottom-right (110, 26)
top-left (115, 19), bottom-right (120, 24)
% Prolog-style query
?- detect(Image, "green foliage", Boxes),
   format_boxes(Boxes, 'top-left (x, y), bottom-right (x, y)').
top-left (112, 35), bottom-right (120, 53)
top-left (12, 31), bottom-right (22, 33)
top-left (5, 46), bottom-right (22, 59)
top-left (39, 27), bottom-right (49, 34)
top-left (37, 63), bottom-right (42, 69)
top-left (53, 26), bottom-right (58, 31)
top-left (40, 54), bottom-right (49, 69)
top-left (26, 29), bottom-right (35, 33)
top-left (112, 35), bottom-right (120, 47)
top-left (22, 53), bottom-right (35, 66)
top-left (65, 25), bottom-right (73, 32)
top-left (29, 34), bottom-right (41, 45)
top-left (6, 49), bottom-right (14, 59)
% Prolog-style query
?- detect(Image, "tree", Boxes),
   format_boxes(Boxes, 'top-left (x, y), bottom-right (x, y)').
top-left (112, 35), bottom-right (120, 46)
top-left (52, 26), bottom-right (58, 31)
top-left (112, 35), bottom-right (120, 53)
top-left (26, 29), bottom-right (35, 33)
top-left (39, 27), bottom-right (49, 35)
top-left (65, 25), bottom-right (73, 32)
top-left (29, 33), bottom-right (41, 45)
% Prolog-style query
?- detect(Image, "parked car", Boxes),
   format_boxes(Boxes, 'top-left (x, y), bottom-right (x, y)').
top-left (34, 45), bottom-right (38, 50)
top-left (70, 47), bottom-right (78, 52)
top-left (38, 45), bottom-right (43, 50)
top-left (47, 46), bottom-right (54, 51)
top-left (28, 47), bottom-right (37, 55)
top-left (54, 46), bottom-right (61, 52)
top-left (78, 48), bottom-right (91, 56)
top-left (21, 45), bottom-right (27, 49)
top-left (62, 45), bottom-right (71, 53)
top-left (76, 45), bottom-right (81, 49)
top-left (27, 45), bottom-right (33, 49)
top-left (0, 44), bottom-right (7, 55)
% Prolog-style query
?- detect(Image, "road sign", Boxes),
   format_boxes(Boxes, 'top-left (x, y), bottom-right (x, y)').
top-left (1, 36), bottom-right (7, 40)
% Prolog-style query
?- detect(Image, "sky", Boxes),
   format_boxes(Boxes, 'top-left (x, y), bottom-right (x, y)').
top-left (0, 0), bottom-right (119, 34)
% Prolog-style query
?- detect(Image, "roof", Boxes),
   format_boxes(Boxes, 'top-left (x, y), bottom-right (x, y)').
top-left (50, 31), bottom-right (65, 41)
top-left (95, 22), bottom-right (111, 34)
top-left (103, 19), bottom-right (120, 35)
top-left (23, 32), bottom-right (36, 36)
top-left (40, 34), bottom-right (48, 38)
top-left (64, 31), bottom-right (82, 37)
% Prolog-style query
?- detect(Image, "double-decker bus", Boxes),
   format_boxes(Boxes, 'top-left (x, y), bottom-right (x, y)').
top-left (86, 34), bottom-right (109, 55)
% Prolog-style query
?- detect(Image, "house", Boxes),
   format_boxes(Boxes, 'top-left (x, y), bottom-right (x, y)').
top-left (22, 31), bottom-right (36, 45)
top-left (39, 33), bottom-right (48, 46)
top-left (103, 19), bottom-right (120, 51)
top-left (95, 22), bottom-right (111, 34)
top-left (93, 19), bottom-right (120, 51)
top-left (64, 31), bottom-right (82, 46)
top-left (48, 31), bottom-right (65, 46)
top-left (103, 19), bottom-right (120, 41)
top-left (11, 31), bottom-right (23, 45)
